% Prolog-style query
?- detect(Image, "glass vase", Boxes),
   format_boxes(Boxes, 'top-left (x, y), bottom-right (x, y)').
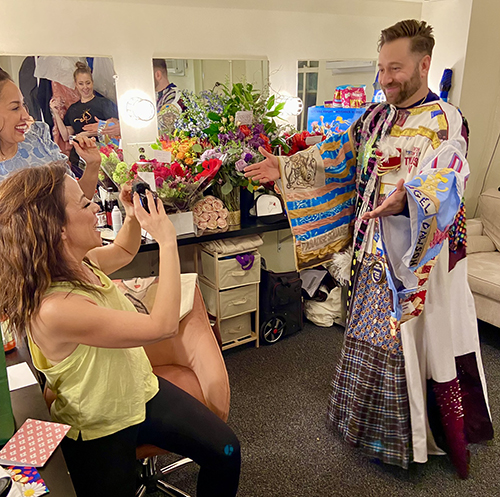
top-left (213, 184), bottom-right (241, 226)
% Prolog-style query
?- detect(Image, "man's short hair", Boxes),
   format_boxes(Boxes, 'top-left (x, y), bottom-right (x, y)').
top-left (378, 19), bottom-right (435, 57)
top-left (152, 58), bottom-right (168, 75)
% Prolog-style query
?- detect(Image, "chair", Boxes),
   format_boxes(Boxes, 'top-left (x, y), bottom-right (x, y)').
top-left (134, 282), bottom-right (230, 497)
top-left (44, 280), bottom-right (230, 497)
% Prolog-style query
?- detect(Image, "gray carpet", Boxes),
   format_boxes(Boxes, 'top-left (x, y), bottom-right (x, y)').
top-left (156, 321), bottom-right (500, 497)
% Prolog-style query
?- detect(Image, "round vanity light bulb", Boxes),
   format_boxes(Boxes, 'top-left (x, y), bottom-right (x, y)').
top-left (284, 97), bottom-right (303, 117)
top-left (133, 98), bottom-right (155, 121)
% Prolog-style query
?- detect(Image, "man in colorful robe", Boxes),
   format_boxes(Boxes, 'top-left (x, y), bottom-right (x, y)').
top-left (245, 19), bottom-right (493, 478)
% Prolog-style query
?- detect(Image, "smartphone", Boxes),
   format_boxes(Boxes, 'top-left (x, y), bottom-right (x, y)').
top-left (69, 135), bottom-right (80, 145)
top-left (131, 182), bottom-right (157, 213)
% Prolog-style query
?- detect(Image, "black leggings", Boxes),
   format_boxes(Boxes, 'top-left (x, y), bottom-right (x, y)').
top-left (61, 377), bottom-right (241, 497)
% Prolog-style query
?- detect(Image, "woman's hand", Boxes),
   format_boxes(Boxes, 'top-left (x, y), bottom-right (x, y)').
top-left (133, 190), bottom-right (177, 246)
top-left (102, 118), bottom-right (121, 137)
top-left (244, 146), bottom-right (280, 184)
top-left (49, 98), bottom-right (59, 114)
top-left (82, 117), bottom-right (99, 135)
top-left (72, 135), bottom-right (101, 167)
top-left (119, 182), bottom-right (135, 219)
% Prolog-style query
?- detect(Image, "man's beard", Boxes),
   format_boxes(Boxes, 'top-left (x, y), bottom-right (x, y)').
top-left (383, 66), bottom-right (422, 106)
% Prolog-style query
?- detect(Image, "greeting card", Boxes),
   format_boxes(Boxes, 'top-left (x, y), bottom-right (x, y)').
top-left (0, 419), bottom-right (70, 467)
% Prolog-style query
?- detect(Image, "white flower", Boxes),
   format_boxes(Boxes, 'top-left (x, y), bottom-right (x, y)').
top-left (21, 482), bottom-right (47, 497)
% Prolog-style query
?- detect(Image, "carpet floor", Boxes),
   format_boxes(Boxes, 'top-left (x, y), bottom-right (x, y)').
top-left (154, 320), bottom-right (500, 497)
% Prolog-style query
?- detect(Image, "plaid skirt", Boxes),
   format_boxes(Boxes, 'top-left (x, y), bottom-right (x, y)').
top-left (327, 253), bottom-right (411, 468)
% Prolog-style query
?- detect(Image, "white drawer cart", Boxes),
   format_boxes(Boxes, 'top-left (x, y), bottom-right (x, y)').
top-left (198, 247), bottom-right (260, 350)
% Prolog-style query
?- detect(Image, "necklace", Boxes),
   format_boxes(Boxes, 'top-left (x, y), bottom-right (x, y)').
top-left (0, 144), bottom-right (16, 161)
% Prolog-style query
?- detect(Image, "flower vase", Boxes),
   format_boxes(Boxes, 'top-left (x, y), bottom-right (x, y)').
top-left (214, 184), bottom-right (241, 226)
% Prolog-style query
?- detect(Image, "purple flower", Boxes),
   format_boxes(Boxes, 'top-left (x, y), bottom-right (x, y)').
top-left (201, 149), bottom-right (223, 161)
top-left (253, 123), bottom-right (264, 134)
top-left (235, 159), bottom-right (247, 172)
top-left (243, 152), bottom-right (253, 162)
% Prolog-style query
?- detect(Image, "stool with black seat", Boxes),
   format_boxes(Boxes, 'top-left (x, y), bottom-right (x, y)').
top-left (45, 282), bottom-right (230, 497)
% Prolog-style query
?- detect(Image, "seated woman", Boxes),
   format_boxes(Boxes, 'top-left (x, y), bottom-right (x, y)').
top-left (51, 61), bottom-right (120, 170)
top-left (0, 164), bottom-right (240, 497)
top-left (0, 68), bottom-right (100, 199)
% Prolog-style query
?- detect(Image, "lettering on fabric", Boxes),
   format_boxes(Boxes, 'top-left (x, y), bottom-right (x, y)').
top-left (411, 220), bottom-right (432, 267)
top-left (409, 187), bottom-right (436, 216)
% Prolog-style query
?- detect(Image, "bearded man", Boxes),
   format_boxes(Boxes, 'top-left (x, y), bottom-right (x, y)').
top-left (245, 19), bottom-right (493, 477)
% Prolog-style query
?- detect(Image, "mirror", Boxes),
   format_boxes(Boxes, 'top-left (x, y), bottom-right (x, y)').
top-left (0, 55), bottom-right (119, 165)
top-left (297, 59), bottom-right (377, 131)
top-left (154, 58), bottom-right (269, 96)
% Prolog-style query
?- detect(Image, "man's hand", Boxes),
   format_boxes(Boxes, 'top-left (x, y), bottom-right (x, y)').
top-left (244, 146), bottom-right (280, 184)
top-left (361, 179), bottom-right (407, 220)
top-left (72, 135), bottom-right (101, 167)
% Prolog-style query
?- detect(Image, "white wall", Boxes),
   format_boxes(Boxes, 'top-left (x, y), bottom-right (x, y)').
top-left (421, 0), bottom-right (473, 106)
top-left (459, 0), bottom-right (500, 215)
top-left (1, 0), bottom-right (420, 158)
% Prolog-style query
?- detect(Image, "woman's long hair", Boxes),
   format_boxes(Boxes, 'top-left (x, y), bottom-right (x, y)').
top-left (0, 163), bottom-right (95, 337)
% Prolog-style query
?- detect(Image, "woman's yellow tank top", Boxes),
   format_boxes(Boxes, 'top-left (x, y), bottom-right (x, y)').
top-left (27, 264), bottom-right (159, 441)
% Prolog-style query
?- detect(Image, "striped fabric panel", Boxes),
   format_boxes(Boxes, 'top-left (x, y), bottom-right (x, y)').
top-left (292, 205), bottom-right (355, 236)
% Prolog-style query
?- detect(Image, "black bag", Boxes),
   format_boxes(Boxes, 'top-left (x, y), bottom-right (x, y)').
top-left (259, 267), bottom-right (303, 344)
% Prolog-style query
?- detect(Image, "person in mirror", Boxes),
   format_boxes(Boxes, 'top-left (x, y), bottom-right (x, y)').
top-left (153, 58), bottom-right (185, 113)
top-left (0, 68), bottom-right (99, 198)
top-left (51, 61), bottom-right (120, 170)
top-left (245, 19), bottom-right (493, 478)
top-left (0, 163), bottom-right (241, 497)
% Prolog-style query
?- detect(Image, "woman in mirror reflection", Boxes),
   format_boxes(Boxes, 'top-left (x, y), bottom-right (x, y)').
top-left (51, 61), bottom-right (121, 171)
top-left (0, 68), bottom-right (99, 198)
top-left (0, 163), bottom-right (241, 497)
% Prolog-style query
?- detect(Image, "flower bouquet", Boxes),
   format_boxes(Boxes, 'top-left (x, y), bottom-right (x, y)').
top-left (279, 130), bottom-right (325, 156)
top-left (98, 143), bottom-right (127, 187)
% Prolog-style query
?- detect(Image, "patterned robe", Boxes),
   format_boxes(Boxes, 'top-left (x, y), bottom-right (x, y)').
top-left (277, 99), bottom-right (493, 477)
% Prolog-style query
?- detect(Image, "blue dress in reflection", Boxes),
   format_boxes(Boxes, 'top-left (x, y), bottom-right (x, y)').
top-left (0, 122), bottom-right (68, 181)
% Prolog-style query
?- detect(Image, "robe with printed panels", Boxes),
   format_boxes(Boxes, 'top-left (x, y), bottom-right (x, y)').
top-left (277, 100), bottom-right (493, 476)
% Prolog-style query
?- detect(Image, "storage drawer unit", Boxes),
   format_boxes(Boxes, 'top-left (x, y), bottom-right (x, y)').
top-left (199, 281), bottom-right (258, 319)
top-left (201, 250), bottom-right (261, 290)
top-left (198, 246), bottom-right (260, 350)
top-left (220, 313), bottom-right (253, 345)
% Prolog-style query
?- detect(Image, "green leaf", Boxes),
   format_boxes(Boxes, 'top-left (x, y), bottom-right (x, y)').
top-left (192, 144), bottom-right (203, 153)
top-left (275, 102), bottom-right (286, 111)
top-left (221, 181), bottom-right (233, 195)
top-left (266, 95), bottom-right (275, 110)
top-left (208, 112), bottom-right (222, 122)
top-left (266, 110), bottom-right (281, 117)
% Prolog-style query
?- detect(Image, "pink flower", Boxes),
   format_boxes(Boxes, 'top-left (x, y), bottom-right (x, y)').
top-left (235, 159), bottom-right (247, 172)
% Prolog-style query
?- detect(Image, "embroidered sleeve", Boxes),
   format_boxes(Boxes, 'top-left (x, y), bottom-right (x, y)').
top-left (402, 139), bottom-right (468, 270)
top-left (276, 130), bottom-right (356, 270)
